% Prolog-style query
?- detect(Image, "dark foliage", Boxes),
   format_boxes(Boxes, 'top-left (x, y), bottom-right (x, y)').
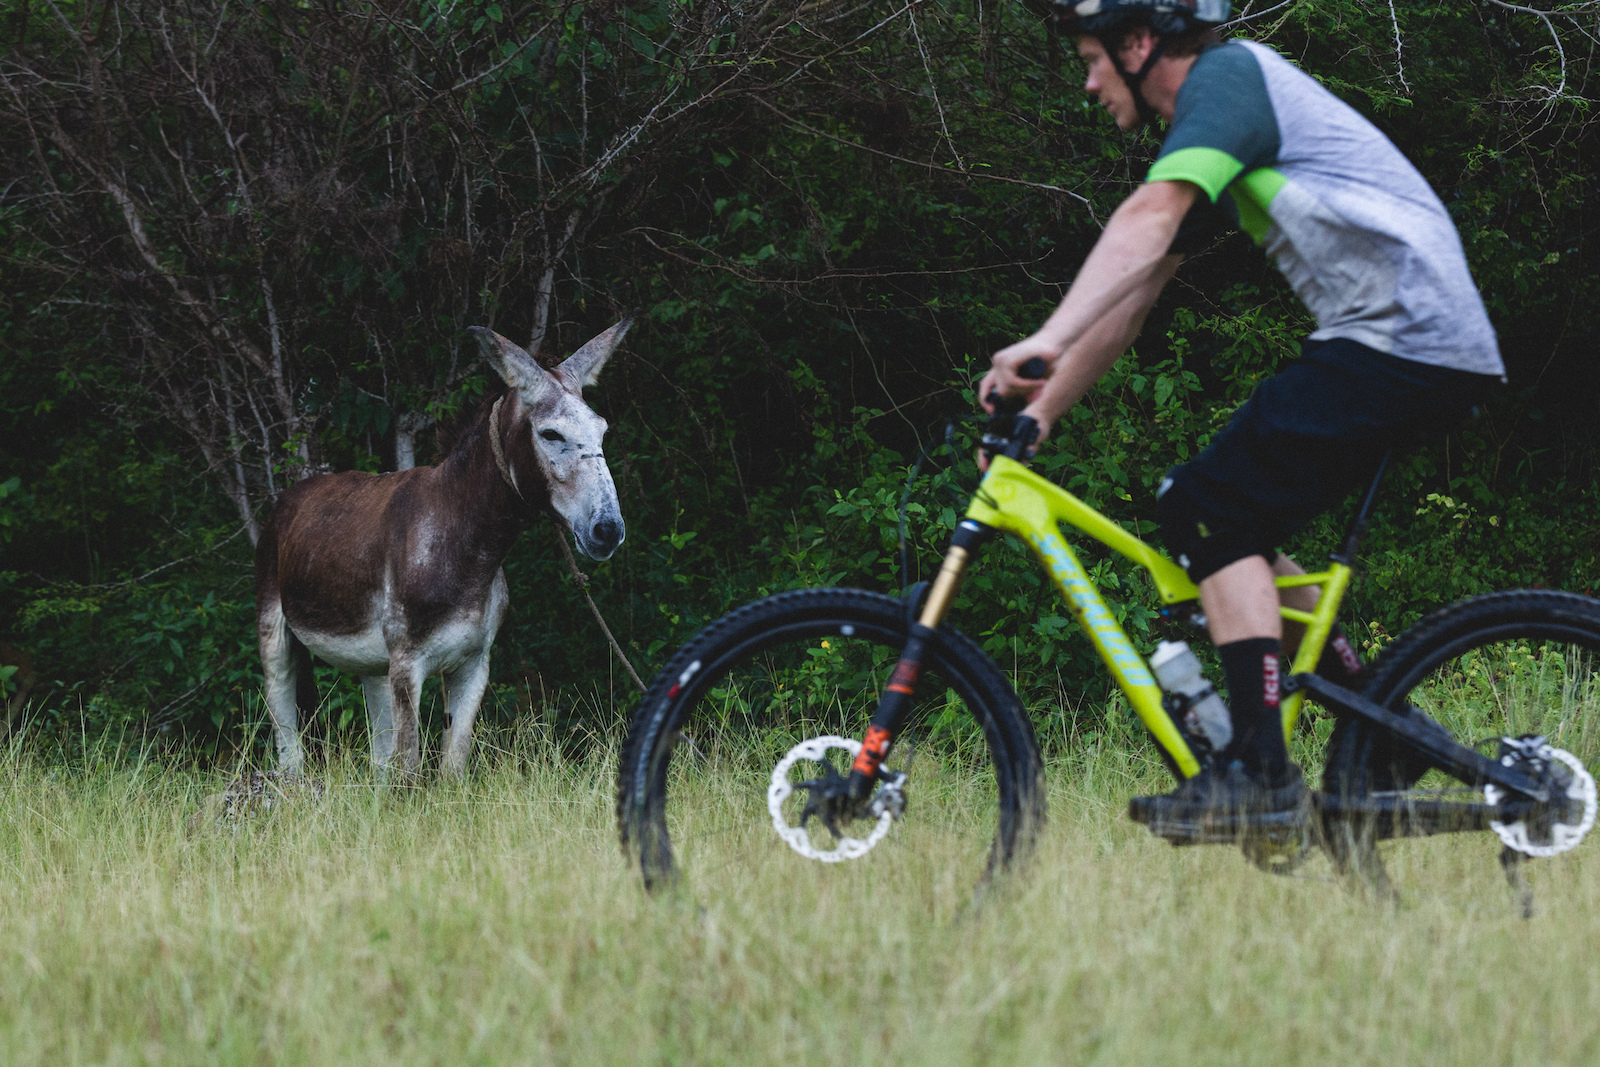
top-left (2, 0), bottom-right (1597, 759)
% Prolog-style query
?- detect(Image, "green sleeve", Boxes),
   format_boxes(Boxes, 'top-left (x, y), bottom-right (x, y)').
top-left (1148, 147), bottom-right (1244, 203)
top-left (1147, 44), bottom-right (1280, 203)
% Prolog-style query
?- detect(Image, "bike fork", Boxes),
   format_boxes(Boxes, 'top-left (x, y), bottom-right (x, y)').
top-left (846, 520), bottom-right (991, 801)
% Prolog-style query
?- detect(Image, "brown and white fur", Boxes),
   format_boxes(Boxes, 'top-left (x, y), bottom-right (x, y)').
top-left (254, 318), bottom-right (631, 777)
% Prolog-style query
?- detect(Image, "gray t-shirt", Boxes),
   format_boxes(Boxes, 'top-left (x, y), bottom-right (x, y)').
top-left (1150, 41), bottom-right (1503, 377)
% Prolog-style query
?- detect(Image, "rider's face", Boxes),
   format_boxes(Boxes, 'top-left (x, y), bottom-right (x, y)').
top-left (1078, 35), bottom-right (1140, 130)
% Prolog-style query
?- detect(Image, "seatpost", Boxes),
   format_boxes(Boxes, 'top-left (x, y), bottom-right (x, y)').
top-left (1331, 450), bottom-right (1391, 566)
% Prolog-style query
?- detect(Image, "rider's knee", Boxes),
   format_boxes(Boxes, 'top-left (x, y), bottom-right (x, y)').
top-left (1155, 475), bottom-right (1276, 584)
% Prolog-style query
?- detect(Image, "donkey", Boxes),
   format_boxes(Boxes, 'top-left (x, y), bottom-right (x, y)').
top-left (254, 317), bottom-right (631, 777)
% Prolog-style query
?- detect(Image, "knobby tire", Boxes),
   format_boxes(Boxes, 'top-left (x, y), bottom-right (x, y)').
top-left (616, 588), bottom-right (1045, 893)
top-left (1322, 590), bottom-right (1600, 892)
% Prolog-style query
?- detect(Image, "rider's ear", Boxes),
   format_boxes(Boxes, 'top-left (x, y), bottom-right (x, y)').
top-left (1118, 26), bottom-right (1156, 68)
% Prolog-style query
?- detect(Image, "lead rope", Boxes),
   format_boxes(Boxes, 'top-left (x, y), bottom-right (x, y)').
top-left (489, 395), bottom-right (646, 694)
top-left (488, 396), bottom-right (520, 498)
top-left (553, 531), bottom-right (646, 694)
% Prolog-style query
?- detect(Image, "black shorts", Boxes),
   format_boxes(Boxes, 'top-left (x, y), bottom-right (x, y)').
top-left (1157, 336), bottom-right (1499, 583)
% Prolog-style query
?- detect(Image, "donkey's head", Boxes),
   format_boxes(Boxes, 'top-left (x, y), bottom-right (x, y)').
top-left (469, 318), bottom-right (631, 560)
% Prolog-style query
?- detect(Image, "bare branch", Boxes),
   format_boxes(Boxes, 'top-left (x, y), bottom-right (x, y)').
top-left (754, 99), bottom-right (1096, 213)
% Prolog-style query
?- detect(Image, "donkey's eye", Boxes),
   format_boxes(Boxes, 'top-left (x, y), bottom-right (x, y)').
top-left (539, 429), bottom-right (566, 443)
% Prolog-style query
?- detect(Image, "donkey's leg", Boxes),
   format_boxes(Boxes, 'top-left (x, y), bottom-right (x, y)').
top-left (259, 598), bottom-right (306, 776)
top-left (440, 650), bottom-right (494, 777)
top-left (362, 676), bottom-right (397, 769)
top-left (386, 658), bottom-right (427, 778)
top-left (440, 569), bottom-right (509, 777)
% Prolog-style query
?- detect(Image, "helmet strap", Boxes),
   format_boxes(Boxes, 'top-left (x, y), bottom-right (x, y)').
top-left (1111, 33), bottom-right (1169, 127)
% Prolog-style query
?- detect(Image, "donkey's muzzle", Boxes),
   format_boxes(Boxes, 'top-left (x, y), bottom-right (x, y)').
top-left (587, 517), bottom-right (624, 559)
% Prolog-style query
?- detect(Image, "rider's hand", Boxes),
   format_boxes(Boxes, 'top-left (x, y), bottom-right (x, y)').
top-left (1021, 402), bottom-right (1055, 449)
top-left (979, 334), bottom-right (1059, 413)
top-left (977, 335), bottom-right (1058, 471)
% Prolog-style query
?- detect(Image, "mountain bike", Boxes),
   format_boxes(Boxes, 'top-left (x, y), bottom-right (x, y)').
top-left (616, 382), bottom-right (1600, 909)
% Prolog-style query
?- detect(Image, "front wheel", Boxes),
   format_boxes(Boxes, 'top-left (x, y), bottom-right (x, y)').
top-left (616, 588), bottom-right (1045, 893)
top-left (1322, 590), bottom-right (1600, 893)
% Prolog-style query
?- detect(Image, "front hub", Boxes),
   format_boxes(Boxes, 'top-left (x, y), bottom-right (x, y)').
top-left (767, 735), bottom-right (905, 862)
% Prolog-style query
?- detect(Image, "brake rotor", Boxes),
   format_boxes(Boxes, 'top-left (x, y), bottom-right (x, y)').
top-left (767, 735), bottom-right (896, 862)
top-left (1483, 736), bottom-right (1597, 858)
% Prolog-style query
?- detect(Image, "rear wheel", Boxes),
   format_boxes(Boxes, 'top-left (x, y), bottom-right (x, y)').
top-left (616, 588), bottom-right (1045, 893)
top-left (1322, 591), bottom-right (1600, 894)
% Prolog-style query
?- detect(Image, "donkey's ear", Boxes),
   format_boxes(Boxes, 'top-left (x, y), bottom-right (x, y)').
top-left (469, 327), bottom-right (547, 394)
top-left (555, 313), bottom-right (634, 390)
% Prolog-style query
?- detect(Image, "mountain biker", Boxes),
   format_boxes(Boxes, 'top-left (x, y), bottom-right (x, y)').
top-left (979, 0), bottom-right (1505, 822)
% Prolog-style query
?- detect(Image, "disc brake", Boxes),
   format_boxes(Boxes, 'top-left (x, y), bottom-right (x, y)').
top-left (1483, 735), bottom-right (1597, 858)
top-left (767, 735), bottom-right (906, 862)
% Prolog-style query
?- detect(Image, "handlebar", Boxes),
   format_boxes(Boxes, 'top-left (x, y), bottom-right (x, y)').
top-left (981, 357), bottom-right (1047, 463)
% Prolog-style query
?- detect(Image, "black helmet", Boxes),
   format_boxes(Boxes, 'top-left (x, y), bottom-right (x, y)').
top-left (1051, 0), bottom-right (1230, 126)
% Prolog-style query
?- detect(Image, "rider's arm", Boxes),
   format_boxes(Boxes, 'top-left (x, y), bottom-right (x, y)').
top-left (1018, 254), bottom-right (1180, 438)
top-left (981, 180), bottom-right (1199, 422)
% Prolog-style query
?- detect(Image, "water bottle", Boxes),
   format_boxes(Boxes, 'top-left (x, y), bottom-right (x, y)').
top-left (1150, 640), bottom-right (1233, 755)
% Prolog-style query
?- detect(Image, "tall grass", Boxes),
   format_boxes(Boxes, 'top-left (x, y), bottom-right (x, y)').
top-left (0, 693), bottom-right (1596, 1067)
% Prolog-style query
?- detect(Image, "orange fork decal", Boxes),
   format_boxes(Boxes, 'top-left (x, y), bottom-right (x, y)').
top-left (852, 725), bottom-right (893, 778)
top-left (886, 660), bottom-right (920, 695)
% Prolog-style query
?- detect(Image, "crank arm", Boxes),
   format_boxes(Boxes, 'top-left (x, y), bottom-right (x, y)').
top-left (1141, 806), bottom-right (1307, 846)
top-left (1287, 673), bottom-right (1549, 802)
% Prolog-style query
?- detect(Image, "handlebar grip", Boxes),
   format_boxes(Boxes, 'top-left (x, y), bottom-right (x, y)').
top-left (1018, 357), bottom-right (1048, 380)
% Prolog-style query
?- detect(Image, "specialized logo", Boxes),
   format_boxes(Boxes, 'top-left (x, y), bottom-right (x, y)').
top-left (1263, 654), bottom-right (1280, 707)
top-left (1030, 531), bottom-right (1156, 689)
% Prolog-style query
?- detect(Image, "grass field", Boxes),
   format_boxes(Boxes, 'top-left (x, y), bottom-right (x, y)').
top-left (1, 706), bottom-right (1597, 1067)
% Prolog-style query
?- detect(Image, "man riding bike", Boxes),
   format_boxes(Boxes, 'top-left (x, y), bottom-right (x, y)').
top-left (980, 0), bottom-right (1505, 822)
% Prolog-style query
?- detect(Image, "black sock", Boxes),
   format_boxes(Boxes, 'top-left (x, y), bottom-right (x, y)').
top-left (1315, 625), bottom-right (1365, 689)
top-left (1218, 637), bottom-right (1288, 779)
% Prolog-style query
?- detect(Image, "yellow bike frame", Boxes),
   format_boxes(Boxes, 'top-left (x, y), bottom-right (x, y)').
top-left (961, 457), bottom-right (1351, 779)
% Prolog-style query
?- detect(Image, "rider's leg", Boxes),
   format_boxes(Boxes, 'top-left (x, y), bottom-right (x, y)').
top-left (1273, 554), bottom-right (1367, 688)
top-left (1138, 340), bottom-right (1499, 823)
top-left (1156, 480), bottom-right (1297, 794)
top-left (1132, 519), bottom-right (1304, 818)
top-left (1200, 554), bottom-right (1281, 644)
top-left (1199, 556), bottom-right (1290, 783)
top-left (1199, 556), bottom-right (1366, 780)
top-left (1272, 554), bottom-right (1315, 652)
